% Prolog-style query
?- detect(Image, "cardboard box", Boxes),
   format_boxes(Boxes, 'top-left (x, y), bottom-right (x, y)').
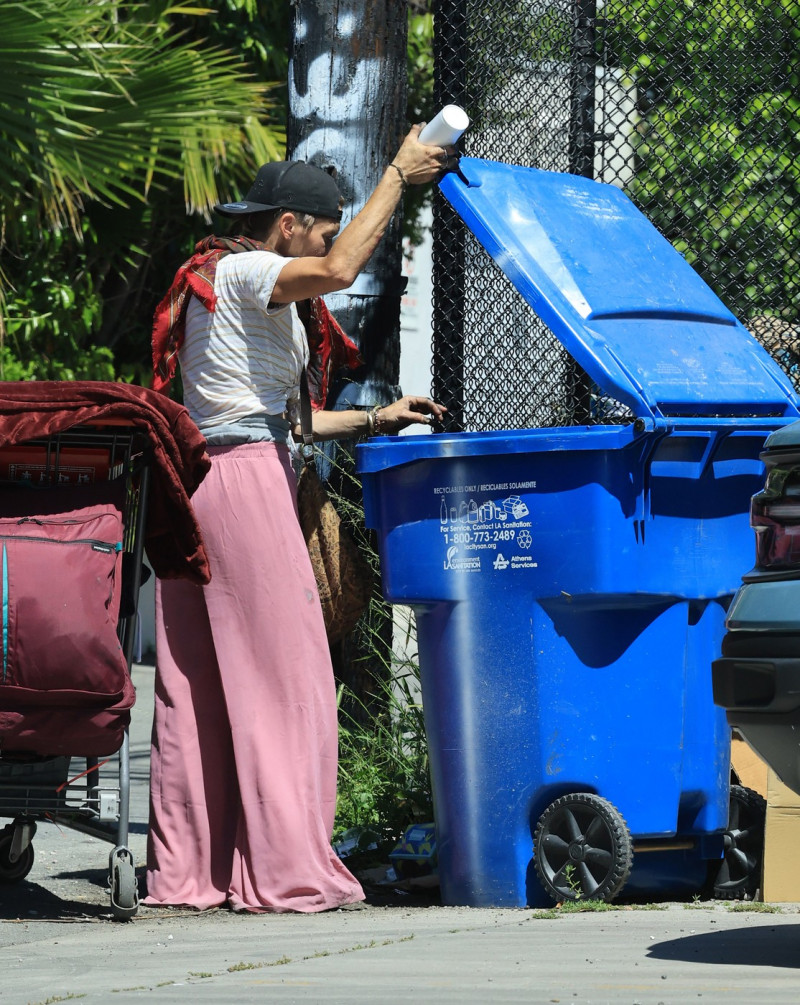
top-left (763, 767), bottom-right (800, 903)
top-left (726, 733), bottom-right (800, 902)
top-left (730, 734), bottom-right (768, 797)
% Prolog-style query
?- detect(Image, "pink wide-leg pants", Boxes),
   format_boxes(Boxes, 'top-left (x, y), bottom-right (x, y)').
top-left (144, 441), bottom-right (364, 912)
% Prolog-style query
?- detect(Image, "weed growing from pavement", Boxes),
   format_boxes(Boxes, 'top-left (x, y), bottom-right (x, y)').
top-left (562, 864), bottom-right (583, 900)
top-left (529, 901), bottom-right (667, 919)
top-left (727, 901), bottom-right (781, 913)
top-left (221, 935), bottom-right (418, 982)
top-left (31, 997), bottom-right (86, 1004)
top-left (529, 900), bottom-right (787, 919)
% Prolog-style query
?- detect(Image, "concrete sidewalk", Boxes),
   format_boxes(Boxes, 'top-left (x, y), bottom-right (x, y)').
top-left (1, 665), bottom-right (799, 1005)
top-left (2, 899), bottom-right (800, 1004)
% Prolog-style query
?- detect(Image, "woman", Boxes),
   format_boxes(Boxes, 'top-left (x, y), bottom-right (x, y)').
top-left (146, 125), bottom-right (449, 912)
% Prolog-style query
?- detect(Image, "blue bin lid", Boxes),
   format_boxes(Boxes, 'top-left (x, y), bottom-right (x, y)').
top-left (439, 159), bottom-right (799, 423)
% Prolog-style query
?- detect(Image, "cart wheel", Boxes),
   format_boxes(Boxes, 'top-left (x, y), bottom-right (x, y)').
top-left (109, 848), bottom-right (139, 921)
top-left (0, 829), bottom-right (34, 884)
top-left (712, 784), bottom-right (766, 900)
top-left (534, 792), bottom-right (634, 903)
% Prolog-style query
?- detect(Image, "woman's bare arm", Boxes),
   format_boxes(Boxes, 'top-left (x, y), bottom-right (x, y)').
top-left (272, 126), bottom-right (452, 304)
top-left (294, 395), bottom-right (448, 442)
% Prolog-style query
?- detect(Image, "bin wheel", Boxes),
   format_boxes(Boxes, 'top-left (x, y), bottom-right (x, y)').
top-left (712, 784), bottom-right (766, 900)
top-left (0, 829), bottom-right (34, 884)
top-left (108, 848), bottom-right (139, 921)
top-left (534, 792), bottom-right (634, 903)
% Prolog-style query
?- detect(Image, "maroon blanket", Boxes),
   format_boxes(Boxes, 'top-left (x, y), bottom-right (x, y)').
top-left (0, 381), bottom-right (211, 584)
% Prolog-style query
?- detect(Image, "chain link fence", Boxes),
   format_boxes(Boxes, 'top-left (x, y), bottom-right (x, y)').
top-left (431, 0), bottom-right (800, 431)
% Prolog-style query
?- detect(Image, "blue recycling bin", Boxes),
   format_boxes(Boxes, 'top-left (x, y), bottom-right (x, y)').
top-left (356, 158), bottom-right (800, 907)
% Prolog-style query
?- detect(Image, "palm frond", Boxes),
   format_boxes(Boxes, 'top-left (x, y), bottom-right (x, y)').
top-left (0, 0), bottom-right (285, 235)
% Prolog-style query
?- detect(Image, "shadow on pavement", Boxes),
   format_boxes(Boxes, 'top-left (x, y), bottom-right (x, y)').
top-left (0, 871), bottom-right (114, 921)
top-left (649, 923), bottom-right (800, 969)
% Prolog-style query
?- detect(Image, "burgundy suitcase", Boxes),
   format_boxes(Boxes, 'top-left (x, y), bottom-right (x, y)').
top-left (0, 478), bottom-right (134, 756)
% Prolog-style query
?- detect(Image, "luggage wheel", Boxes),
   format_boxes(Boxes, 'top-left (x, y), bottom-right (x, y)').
top-left (108, 846), bottom-right (139, 920)
top-left (0, 819), bottom-right (36, 884)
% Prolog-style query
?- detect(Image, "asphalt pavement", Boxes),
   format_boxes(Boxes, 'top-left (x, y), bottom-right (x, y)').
top-left (1, 664), bottom-right (799, 1005)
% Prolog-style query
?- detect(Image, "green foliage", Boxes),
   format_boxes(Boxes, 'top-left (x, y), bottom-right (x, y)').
top-left (604, 0), bottom-right (800, 322)
top-left (404, 9), bottom-right (436, 249)
top-left (0, 0), bottom-right (283, 235)
top-left (407, 11), bottom-right (435, 124)
top-left (169, 0), bottom-right (290, 86)
top-left (1, 216), bottom-right (116, 380)
top-left (0, 1), bottom-right (433, 383)
top-left (335, 635), bottom-right (431, 845)
top-left (323, 446), bottom-right (432, 849)
top-left (0, 0), bottom-right (285, 382)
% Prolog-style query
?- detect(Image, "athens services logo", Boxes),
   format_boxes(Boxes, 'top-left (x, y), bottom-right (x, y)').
top-left (443, 546), bottom-right (480, 572)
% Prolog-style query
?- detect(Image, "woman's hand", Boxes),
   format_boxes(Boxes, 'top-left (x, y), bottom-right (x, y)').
top-left (373, 395), bottom-right (448, 434)
top-left (303, 397), bottom-right (446, 442)
top-left (391, 125), bottom-right (459, 186)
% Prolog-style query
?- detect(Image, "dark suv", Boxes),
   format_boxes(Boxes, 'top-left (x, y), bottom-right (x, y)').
top-left (713, 420), bottom-right (800, 796)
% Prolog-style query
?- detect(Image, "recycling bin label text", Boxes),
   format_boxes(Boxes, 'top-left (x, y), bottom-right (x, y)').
top-left (434, 480), bottom-right (538, 572)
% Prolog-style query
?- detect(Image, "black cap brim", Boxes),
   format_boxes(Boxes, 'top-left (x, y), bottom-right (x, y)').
top-left (213, 200), bottom-right (279, 217)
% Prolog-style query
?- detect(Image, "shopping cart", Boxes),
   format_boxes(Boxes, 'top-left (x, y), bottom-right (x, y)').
top-left (0, 420), bottom-right (151, 920)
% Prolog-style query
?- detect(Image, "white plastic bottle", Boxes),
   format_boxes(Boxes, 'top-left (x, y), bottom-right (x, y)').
top-left (419, 105), bottom-right (470, 146)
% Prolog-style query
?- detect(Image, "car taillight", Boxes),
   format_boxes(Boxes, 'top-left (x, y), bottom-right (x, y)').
top-left (751, 462), bottom-right (800, 570)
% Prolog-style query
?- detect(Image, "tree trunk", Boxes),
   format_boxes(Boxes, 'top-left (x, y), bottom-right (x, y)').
top-left (288, 0), bottom-right (409, 406)
top-left (288, 1), bottom-right (409, 720)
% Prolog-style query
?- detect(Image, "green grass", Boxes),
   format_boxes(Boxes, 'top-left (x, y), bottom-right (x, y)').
top-left (530, 900), bottom-right (668, 918)
top-left (727, 901), bottom-right (781, 914)
top-left (29, 997), bottom-right (87, 1005)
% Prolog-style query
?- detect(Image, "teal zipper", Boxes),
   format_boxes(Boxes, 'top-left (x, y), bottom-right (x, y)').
top-left (0, 534), bottom-right (121, 553)
top-left (2, 544), bottom-right (7, 683)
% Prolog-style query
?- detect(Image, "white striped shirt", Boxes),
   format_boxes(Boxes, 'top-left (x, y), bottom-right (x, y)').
top-left (180, 250), bottom-right (308, 432)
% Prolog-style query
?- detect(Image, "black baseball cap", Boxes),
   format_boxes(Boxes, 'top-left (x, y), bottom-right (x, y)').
top-left (214, 161), bottom-right (342, 221)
